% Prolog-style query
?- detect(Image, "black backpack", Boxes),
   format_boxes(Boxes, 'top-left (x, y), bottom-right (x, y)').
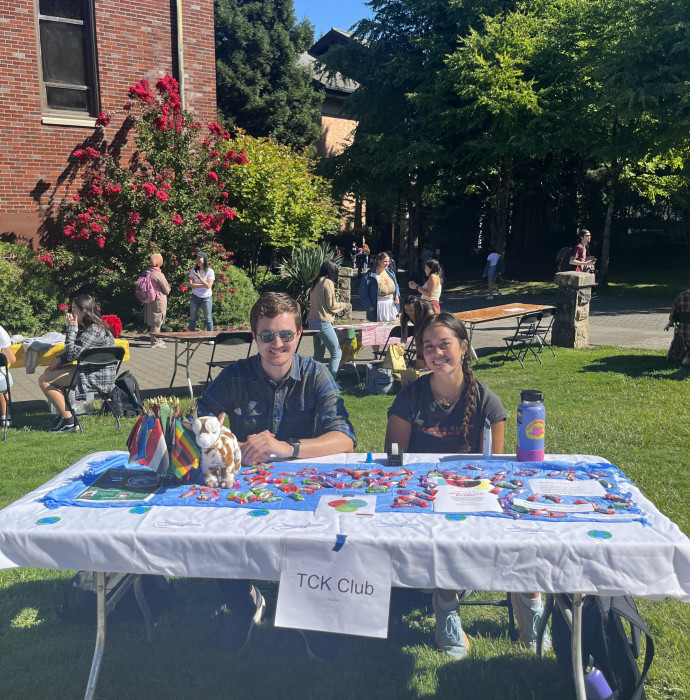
top-left (551, 595), bottom-right (654, 700)
top-left (556, 246), bottom-right (573, 272)
top-left (57, 571), bottom-right (171, 624)
top-left (104, 370), bottom-right (144, 418)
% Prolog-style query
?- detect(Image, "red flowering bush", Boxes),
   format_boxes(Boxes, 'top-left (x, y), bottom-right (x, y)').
top-left (101, 314), bottom-right (123, 338)
top-left (55, 75), bottom-right (247, 323)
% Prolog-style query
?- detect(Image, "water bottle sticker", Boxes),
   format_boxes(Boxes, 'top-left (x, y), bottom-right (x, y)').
top-left (517, 408), bottom-right (523, 424)
top-left (525, 419), bottom-right (545, 440)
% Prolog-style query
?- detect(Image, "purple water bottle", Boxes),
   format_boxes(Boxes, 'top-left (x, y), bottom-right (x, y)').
top-left (517, 390), bottom-right (545, 462)
top-left (584, 668), bottom-right (614, 700)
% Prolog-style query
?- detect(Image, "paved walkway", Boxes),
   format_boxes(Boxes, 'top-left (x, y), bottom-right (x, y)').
top-left (9, 294), bottom-right (672, 409)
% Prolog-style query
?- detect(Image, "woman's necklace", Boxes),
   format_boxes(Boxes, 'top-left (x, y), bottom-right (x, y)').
top-left (431, 377), bottom-right (463, 410)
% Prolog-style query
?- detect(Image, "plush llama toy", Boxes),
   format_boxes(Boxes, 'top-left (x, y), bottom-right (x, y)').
top-left (192, 413), bottom-right (242, 488)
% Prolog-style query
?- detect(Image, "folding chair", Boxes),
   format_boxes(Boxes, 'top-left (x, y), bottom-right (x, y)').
top-left (534, 308), bottom-right (556, 358)
top-left (205, 331), bottom-right (253, 387)
top-left (373, 325), bottom-right (415, 367)
top-left (65, 346), bottom-right (125, 433)
top-left (671, 311), bottom-right (690, 365)
top-left (502, 311), bottom-right (543, 369)
top-left (0, 353), bottom-right (12, 442)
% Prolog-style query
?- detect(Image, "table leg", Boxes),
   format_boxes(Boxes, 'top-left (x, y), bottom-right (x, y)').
top-left (168, 339), bottom-right (181, 390)
top-left (571, 593), bottom-right (587, 700)
top-left (466, 323), bottom-right (478, 362)
top-left (84, 572), bottom-right (106, 700)
top-left (184, 341), bottom-right (194, 398)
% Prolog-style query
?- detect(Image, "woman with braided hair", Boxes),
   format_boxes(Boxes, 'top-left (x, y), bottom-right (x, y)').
top-left (386, 312), bottom-right (505, 455)
top-left (385, 313), bottom-right (548, 659)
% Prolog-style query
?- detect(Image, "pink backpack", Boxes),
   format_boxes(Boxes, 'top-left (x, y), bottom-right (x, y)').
top-left (135, 269), bottom-right (158, 303)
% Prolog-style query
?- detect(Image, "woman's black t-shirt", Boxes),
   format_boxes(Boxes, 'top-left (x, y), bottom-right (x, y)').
top-left (387, 374), bottom-right (507, 453)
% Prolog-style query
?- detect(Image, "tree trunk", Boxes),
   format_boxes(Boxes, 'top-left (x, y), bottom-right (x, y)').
top-left (488, 164), bottom-right (512, 255)
top-left (599, 166), bottom-right (619, 288)
top-left (406, 187), bottom-right (422, 277)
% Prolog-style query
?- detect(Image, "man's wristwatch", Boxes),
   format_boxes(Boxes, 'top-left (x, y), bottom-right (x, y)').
top-left (288, 438), bottom-right (301, 459)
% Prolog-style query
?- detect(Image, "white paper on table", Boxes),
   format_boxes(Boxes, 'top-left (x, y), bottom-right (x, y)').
top-left (528, 478), bottom-right (607, 497)
top-left (433, 484), bottom-right (503, 513)
top-left (314, 493), bottom-right (377, 517)
top-left (513, 498), bottom-right (595, 513)
top-left (503, 307), bottom-right (527, 312)
top-left (275, 539), bottom-right (391, 638)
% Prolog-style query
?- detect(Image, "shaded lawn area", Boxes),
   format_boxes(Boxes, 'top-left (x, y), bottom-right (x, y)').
top-left (0, 346), bottom-right (689, 699)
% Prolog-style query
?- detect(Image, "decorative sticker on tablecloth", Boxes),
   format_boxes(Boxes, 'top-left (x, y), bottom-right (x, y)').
top-left (315, 494), bottom-right (377, 517)
top-left (36, 516), bottom-right (61, 525)
top-left (588, 530), bottom-right (613, 539)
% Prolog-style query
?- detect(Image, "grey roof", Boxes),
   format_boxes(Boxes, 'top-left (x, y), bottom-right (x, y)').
top-left (298, 50), bottom-right (358, 94)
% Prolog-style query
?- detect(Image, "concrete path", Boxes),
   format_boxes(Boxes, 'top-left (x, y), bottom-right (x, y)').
top-left (9, 294), bottom-right (673, 409)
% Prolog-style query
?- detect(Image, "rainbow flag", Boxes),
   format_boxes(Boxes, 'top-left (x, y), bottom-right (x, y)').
top-left (169, 418), bottom-right (201, 479)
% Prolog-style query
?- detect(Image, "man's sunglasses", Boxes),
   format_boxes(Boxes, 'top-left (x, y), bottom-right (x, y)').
top-left (257, 330), bottom-right (296, 343)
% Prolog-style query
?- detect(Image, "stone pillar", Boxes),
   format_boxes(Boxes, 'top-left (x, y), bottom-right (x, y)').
top-left (551, 272), bottom-right (596, 347)
top-left (337, 267), bottom-right (355, 320)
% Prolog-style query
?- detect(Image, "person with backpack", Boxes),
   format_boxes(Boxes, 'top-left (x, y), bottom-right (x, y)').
top-left (569, 229), bottom-right (597, 273)
top-left (38, 294), bottom-right (115, 432)
top-left (141, 253), bottom-right (171, 348)
top-left (188, 252), bottom-right (215, 332)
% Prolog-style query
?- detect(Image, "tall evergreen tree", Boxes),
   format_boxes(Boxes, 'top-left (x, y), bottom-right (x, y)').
top-left (215, 0), bottom-right (323, 150)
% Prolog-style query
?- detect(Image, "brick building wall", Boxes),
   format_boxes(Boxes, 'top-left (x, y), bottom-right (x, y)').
top-left (0, 0), bottom-right (216, 248)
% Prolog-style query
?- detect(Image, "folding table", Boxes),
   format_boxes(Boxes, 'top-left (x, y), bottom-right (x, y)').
top-left (0, 451), bottom-right (687, 698)
top-left (455, 304), bottom-right (556, 361)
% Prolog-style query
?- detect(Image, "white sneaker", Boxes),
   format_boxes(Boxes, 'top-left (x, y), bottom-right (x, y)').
top-left (486, 295), bottom-right (494, 300)
top-left (682, 357), bottom-right (690, 366)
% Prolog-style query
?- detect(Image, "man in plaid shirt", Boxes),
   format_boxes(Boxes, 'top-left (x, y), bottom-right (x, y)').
top-left (665, 287), bottom-right (690, 364)
top-left (198, 292), bottom-right (355, 660)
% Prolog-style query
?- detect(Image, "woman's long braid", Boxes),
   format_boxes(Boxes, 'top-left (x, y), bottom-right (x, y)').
top-left (459, 352), bottom-right (478, 452)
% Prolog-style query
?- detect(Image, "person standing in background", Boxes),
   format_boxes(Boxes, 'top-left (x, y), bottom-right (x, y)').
top-left (188, 252), bottom-right (215, 331)
top-left (409, 259), bottom-right (443, 313)
top-left (483, 248), bottom-right (502, 300)
top-left (350, 242), bottom-right (358, 268)
top-left (569, 229), bottom-right (596, 273)
top-left (144, 253), bottom-right (172, 348)
top-left (308, 260), bottom-right (346, 377)
top-left (0, 324), bottom-right (16, 427)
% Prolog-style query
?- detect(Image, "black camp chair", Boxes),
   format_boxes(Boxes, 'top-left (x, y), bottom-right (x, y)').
top-left (64, 346), bottom-right (125, 433)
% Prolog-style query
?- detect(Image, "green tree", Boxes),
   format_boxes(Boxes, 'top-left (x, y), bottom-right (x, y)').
top-left (215, 0), bottom-right (323, 149)
top-left (219, 130), bottom-right (341, 281)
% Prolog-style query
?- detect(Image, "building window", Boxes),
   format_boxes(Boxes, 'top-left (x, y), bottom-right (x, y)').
top-left (37, 0), bottom-right (99, 116)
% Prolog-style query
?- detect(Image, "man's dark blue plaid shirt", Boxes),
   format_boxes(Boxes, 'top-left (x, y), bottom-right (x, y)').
top-left (197, 353), bottom-right (356, 447)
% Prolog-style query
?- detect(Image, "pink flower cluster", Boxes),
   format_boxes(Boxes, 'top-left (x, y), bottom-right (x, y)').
top-left (95, 111), bottom-right (111, 127)
top-left (36, 251), bottom-right (54, 268)
top-left (128, 79), bottom-right (154, 104)
top-left (73, 147), bottom-right (100, 163)
top-left (195, 206), bottom-right (237, 232)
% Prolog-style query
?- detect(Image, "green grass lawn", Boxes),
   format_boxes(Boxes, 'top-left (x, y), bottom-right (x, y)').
top-left (1, 346), bottom-right (689, 699)
top-left (444, 266), bottom-right (689, 300)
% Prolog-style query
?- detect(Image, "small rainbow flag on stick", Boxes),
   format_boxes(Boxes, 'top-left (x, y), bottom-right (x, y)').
top-left (170, 418), bottom-right (201, 479)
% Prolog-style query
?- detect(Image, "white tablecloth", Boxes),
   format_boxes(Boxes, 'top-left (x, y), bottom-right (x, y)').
top-left (1, 451), bottom-right (689, 601)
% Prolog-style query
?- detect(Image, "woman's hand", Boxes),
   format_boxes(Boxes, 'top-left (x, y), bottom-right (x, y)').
top-left (394, 295), bottom-right (399, 305)
top-left (65, 312), bottom-right (77, 327)
top-left (408, 280), bottom-right (418, 290)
